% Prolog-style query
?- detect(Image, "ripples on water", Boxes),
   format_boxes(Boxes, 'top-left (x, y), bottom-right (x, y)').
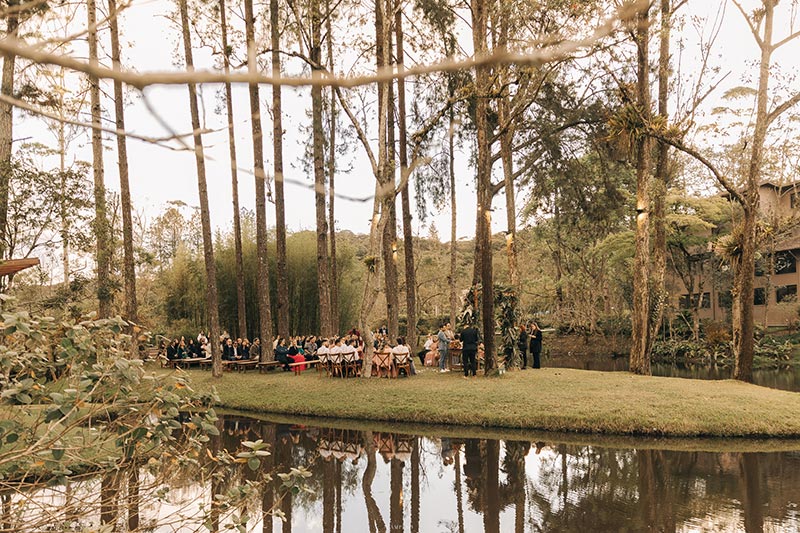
top-left (5, 415), bottom-right (800, 532)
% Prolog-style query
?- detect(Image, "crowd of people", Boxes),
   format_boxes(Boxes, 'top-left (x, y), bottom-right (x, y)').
top-left (162, 321), bottom-right (543, 375)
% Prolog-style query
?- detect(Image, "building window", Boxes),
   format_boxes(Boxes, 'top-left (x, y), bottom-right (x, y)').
top-left (776, 284), bottom-right (797, 303)
top-left (700, 292), bottom-right (711, 309)
top-left (755, 259), bottom-right (765, 277)
top-left (679, 294), bottom-right (691, 309)
top-left (754, 287), bottom-right (766, 305)
top-left (774, 251), bottom-right (797, 274)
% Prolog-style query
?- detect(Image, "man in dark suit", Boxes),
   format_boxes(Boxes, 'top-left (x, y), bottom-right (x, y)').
top-left (460, 323), bottom-right (481, 378)
top-left (529, 323), bottom-right (543, 369)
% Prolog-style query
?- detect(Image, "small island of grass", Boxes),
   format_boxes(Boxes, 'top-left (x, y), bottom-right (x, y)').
top-left (174, 366), bottom-right (800, 439)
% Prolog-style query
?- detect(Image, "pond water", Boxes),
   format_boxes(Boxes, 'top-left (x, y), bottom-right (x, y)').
top-left (9, 414), bottom-right (800, 532)
top-left (544, 354), bottom-right (800, 392)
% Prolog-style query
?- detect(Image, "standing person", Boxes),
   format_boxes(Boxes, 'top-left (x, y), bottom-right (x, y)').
top-left (437, 324), bottom-right (450, 373)
top-left (517, 324), bottom-right (529, 369)
top-left (529, 322), bottom-right (543, 369)
top-left (460, 322), bottom-right (480, 378)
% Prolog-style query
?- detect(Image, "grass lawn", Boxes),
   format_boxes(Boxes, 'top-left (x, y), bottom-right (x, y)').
top-left (167, 366), bottom-right (800, 439)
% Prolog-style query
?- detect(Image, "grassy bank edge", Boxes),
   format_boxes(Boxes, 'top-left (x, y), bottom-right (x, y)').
top-left (167, 366), bottom-right (800, 446)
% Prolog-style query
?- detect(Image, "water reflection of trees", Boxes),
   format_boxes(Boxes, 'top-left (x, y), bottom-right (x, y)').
top-left (6, 416), bottom-right (800, 532)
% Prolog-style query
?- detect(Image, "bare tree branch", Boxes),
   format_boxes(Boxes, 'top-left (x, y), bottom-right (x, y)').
top-left (766, 92), bottom-right (800, 127)
top-left (0, 93), bottom-right (212, 150)
top-left (731, 0), bottom-right (764, 49)
top-left (0, 0), bottom-right (648, 90)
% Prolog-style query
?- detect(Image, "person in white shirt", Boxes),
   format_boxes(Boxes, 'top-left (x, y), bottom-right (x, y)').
top-left (316, 339), bottom-right (330, 363)
top-left (329, 338), bottom-right (343, 364)
top-left (391, 337), bottom-right (416, 376)
top-left (340, 338), bottom-right (357, 362)
top-left (419, 334), bottom-right (434, 366)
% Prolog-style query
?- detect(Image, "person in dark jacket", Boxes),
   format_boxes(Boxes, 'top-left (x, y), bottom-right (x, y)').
top-left (275, 337), bottom-right (291, 370)
top-left (529, 322), bottom-right (543, 369)
top-left (517, 325), bottom-right (529, 369)
top-left (166, 339), bottom-right (179, 361)
top-left (460, 323), bottom-right (481, 378)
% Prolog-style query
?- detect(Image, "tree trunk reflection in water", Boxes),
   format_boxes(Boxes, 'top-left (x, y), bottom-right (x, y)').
top-left (390, 458), bottom-right (404, 533)
top-left (454, 441), bottom-right (465, 533)
top-left (336, 461), bottom-right (342, 533)
top-left (411, 437), bottom-right (420, 533)
top-left (637, 450), bottom-right (658, 529)
top-left (741, 453), bottom-right (764, 533)
top-left (261, 424), bottom-right (275, 533)
top-left (363, 431), bottom-right (386, 533)
top-left (277, 430), bottom-right (293, 533)
top-left (503, 441), bottom-right (529, 533)
top-left (323, 459), bottom-right (335, 533)
top-left (484, 440), bottom-right (500, 533)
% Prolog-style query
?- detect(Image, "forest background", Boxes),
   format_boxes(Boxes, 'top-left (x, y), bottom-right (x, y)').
top-left (2, 0), bottom-right (800, 380)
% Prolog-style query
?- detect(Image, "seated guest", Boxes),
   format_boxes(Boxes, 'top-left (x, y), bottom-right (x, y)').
top-left (177, 338), bottom-right (188, 359)
top-left (187, 338), bottom-right (200, 358)
top-left (222, 338), bottom-right (235, 361)
top-left (275, 337), bottom-right (291, 370)
top-left (288, 342), bottom-right (307, 371)
top-left (341, 338), bottom-right (357, 361)
top-left (373, 340), bottom-right (392, 377)
top-left (304, 337), bottom-right (318, 360)
top-left (166, 339), bottom-right (179, 361)
top-left (287, 340), bottom-right (299, 358)
top-left (249, 338), bottom-right (261, 360)
top-left (329, 337), bottom-right (343, 365)
top-left (391, 336), bottom-right (416, 376)
top-left (419, 334), bottom-right (434, 366)
top-left (241, 338), bottom-right (250, 359)
top-left (316, 338), bottom-right (330, 363)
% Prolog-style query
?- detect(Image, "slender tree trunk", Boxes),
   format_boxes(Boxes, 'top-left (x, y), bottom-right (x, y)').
top-left (733, 1), bottom-right (778, 383)
top-left (380, 0), bottom-right (399, 341)
top-left (326, 7), bottom-right (340, 333)
top-left (179, 0), bottom-right (222, 376)
top-left (311, 0), bottom-right (332, 337)
top-left (629, 5), bottom-right (652, 375)
top-left (218, 0), bottom-right (248, 340)
top-left (497, 16), bottom-right (518, 290)
top-left (0, 11), bottom-right (18, 262)
top-left (58, 71), bottom-right (70, 284)
top-left (108, 0), bottom-right (138, 356)
top-left (649, 0), bottom-right (671, 353)
top-left (271, 0), bottom-right (289, 340)
top-left (88, 0), bottom-right (113, 318)
top-left (395, 3), bottom-right (416, 349)
top-left (244, 0), bottom-right (274, 359)
top-left (358, 0), bottom-right (393, 375)
top-left (471, 0), bottom-right (495, 372)
top-left (449, 112), bottom-right (458, 328)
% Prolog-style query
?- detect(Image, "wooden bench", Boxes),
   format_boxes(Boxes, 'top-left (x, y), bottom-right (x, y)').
top-left (160, 356), bottom-right (207, 369)
top-left (257, 361), bottom-right (283, 373)
top-left (288, 359), bottom-right (320, 375)
top-left (231, 359), bottom-right (258, 372)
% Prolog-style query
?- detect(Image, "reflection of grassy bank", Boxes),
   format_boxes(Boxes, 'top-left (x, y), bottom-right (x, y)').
top-left (171, 366), bottom-right (800, 439)
top-left (220, 409), bottom-right (800, 453)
